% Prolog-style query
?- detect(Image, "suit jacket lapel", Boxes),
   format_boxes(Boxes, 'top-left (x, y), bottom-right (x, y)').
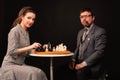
top-left (82, 25), bottom-right (96, 53)
top-left (82, 34), bottom-right (91, 53)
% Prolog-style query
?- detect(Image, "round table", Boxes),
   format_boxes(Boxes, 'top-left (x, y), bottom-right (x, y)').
top-left (30, 52), bottom-right (74, 80)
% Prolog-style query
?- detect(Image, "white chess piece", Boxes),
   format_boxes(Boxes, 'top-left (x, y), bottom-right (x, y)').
top-left (63, 45), bottom-right (67, 51)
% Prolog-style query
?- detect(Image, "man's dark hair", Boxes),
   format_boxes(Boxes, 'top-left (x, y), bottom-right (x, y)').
top-left (80, 8), bottom-right (95, 17)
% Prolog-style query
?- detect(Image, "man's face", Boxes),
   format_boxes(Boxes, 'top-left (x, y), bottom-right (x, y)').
top-left (80, 11), bottom-right (95, 28)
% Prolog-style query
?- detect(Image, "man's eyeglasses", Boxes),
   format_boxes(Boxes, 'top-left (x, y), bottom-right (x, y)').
top-left (80, 15), bottom-right (92, 19)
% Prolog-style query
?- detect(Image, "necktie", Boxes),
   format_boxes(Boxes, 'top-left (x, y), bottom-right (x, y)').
top-left (82, 29), bottom-right (88, 41)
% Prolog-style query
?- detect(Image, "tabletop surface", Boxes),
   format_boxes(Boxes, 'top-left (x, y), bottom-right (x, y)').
top-left (29, 51), bottom-right (74, 57)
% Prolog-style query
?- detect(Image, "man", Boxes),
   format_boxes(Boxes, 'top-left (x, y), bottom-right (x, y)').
top-left (69, 8), bottom-right (107, 80)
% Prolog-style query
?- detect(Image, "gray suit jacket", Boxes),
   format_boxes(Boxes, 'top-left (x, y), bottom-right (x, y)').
top-left (73, 23), bottom-right (107, 74)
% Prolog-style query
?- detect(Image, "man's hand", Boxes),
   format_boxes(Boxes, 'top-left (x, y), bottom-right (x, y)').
top-left (75, 63), bottom-right (85, 70)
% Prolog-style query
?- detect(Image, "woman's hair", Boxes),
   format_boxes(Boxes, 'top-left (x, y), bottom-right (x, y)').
top-left (12, 6), bottom-right (36, 27)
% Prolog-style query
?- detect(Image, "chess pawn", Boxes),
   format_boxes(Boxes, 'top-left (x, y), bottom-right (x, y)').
top-left (45, 48), bottom-right (48, 52)
top-left (43, 44), bottom-right (48, 52)
top-left (56, 46), bottom-right (59, 51)
top-left (63, 45), bottom-right (67, 51)
top-left (52, 47), bottom-right (56, 51)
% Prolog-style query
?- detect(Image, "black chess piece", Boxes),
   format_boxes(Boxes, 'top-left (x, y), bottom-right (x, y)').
top-left (36, 46), bottom-right (45, 52)
top-left (48, 42), bottom-right (52, 51)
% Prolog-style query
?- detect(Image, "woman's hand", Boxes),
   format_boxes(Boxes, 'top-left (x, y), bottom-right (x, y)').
top-left (31, 42), bottom-right (41, 49)
top-left (17, 42), bottom-right (41, 54)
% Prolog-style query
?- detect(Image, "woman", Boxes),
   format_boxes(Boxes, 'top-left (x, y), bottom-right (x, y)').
top-left (1, 6), bottom-right (48, 80)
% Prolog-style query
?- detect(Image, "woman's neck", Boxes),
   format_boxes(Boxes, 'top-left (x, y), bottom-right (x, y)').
top-left (20, 23), bottom-right (27, 31)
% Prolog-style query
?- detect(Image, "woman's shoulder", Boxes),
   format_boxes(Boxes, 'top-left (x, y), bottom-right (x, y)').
top-left (10, 24), bottom-right (20, 32)
top-left (8, 24), bottom-right (21, 35)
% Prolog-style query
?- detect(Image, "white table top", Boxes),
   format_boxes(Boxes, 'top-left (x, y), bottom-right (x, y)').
top-left (29, 53), bottom-right (74, 57)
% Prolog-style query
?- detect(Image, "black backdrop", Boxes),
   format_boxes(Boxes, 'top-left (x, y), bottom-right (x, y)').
top-left (0, 0), bottom-right (119, 80)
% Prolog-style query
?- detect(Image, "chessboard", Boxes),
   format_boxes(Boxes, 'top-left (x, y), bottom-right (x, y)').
top-left (35, 51), bottom-right (71, 55)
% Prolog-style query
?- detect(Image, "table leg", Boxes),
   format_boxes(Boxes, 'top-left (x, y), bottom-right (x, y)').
top-left (50, 57), bottom-right (53, 80)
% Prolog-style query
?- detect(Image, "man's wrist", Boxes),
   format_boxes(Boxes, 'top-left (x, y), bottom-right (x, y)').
top-left (81, 61), bottom-right (87, 67)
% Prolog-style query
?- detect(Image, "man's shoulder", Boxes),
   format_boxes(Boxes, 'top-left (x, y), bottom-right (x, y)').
top-left (94, 24), bottom-right (105, 30)
top-left (78, 28), bottom-right (84, 32)
top-left (94, 25), bottom-right (106, 32)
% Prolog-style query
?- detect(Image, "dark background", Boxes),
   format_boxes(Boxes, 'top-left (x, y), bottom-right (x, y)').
top-left (0, 0), bottom-right (118, 80)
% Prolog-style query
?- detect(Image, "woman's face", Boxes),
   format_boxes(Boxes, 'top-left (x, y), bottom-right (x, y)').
top-left (80, 11), bottom-right (95, 28)
top-left (21, 12), bottom-right (36, 29)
